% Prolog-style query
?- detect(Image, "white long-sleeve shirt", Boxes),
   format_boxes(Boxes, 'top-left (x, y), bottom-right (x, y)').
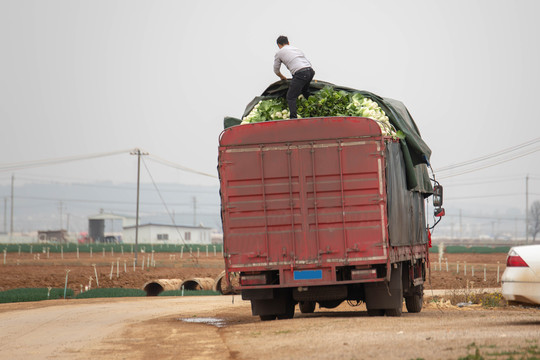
top-left (273, 45), bottom-right (312, 76)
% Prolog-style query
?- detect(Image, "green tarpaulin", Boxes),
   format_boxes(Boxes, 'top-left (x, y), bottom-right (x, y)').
top-left (224, 80), bottom-right (433, 194)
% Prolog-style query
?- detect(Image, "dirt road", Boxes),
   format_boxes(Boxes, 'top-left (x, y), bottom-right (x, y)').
top-left (1, 296), bottom-right (539, 360)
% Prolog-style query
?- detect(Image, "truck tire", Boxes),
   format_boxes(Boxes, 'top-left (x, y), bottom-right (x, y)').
top-left (260, 315), bottom-right (277, 321)
top-left (299, 301), bottom-right (316, 314)
top-left (405, 285), bottom-right (423, 313)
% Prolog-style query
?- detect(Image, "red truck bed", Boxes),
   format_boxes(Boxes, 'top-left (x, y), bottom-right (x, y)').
top-left (219, 117), bottom-right (392, 288)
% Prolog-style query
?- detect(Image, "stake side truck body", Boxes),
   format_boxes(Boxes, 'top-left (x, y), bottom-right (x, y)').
top-left (218, 116), bottom-right (436, 320)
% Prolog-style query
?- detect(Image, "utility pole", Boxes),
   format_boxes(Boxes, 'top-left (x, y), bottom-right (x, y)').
top-left (3, 197), bottom-right (6, 234)
top-left (58, 201), bottom-right (64, 230)
top-left (459, 209), bottom-right (463, 240)
top-left (10, 174), bottom-right (14, 239)
top-left (193, 196), bottom-right (197, 226)
top-left (130, 148), bottom-right (147, 265)
top-left (526, 174), bottom-right (529, 243)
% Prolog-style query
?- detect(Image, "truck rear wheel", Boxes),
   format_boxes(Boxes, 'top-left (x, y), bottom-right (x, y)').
top-left (299, 301), bottom-right (316, 314)
top-left (405, 285), bottom-right (423, 313)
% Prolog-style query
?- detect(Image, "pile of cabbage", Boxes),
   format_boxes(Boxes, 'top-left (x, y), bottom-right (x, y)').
top-left (241, 86), bottom-right (396, 136)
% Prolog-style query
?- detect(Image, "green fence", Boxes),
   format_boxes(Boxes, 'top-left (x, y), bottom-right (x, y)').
top-left (429, 245), bottom-right (510, 254)
top-left (2, 243), bottom-right (510, 254)
top-left (0, 287), bottom-right (221, 303)
top-left (0, 288), bottom-right (74, 303)
top-left (75, 288), bottom-right (219, 298)
top-left (75, 288), bottom-right (146, 299)
top-left (1, 243), bottom-right (223, 254)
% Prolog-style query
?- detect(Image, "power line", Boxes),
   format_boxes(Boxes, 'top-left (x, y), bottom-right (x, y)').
top-left (142, 157), bottom-right (192, 249)
top-left (443, 214), bottom-right (525, 221)
top-left (436, 137), bottom-right (540, 173)
top-left (0, 149), bottom-right (218, 181)
top-left (441, 176), bottom-right (523, 187)
top-left (6, 175), bottom-right (219, 193)
top-left (11, 195), bottom-right (220, 207)
top-left (0, 172), bottom-right (106, 184)
top-left (0, 149), bottom-right (132, 172)
top-left (446, 192), bottom-right (540, 201)
top-left (437, 146), bottom-right (540, 179)
top-left (445, 193), bottom-right (522, 201)
top-left (147, 154), bottom-right (218, 179)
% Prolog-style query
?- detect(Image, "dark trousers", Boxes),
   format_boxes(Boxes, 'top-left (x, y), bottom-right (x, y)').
top-left (286, 67), bottom-right (315, 118)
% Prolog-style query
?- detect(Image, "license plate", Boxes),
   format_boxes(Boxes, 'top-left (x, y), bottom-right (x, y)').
top-left (293, 270), bottom-right (323, 281)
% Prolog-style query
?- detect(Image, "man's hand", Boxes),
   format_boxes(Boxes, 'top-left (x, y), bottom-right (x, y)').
top-left (277, 72), bottom-right (287, 81)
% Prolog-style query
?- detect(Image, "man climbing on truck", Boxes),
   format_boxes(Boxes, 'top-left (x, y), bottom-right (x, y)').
top-left (273, 35), bottom-right (315, 119)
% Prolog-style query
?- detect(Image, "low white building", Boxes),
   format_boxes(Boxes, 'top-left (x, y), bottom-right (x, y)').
top-left (122, 223), bottom-right (214, 245)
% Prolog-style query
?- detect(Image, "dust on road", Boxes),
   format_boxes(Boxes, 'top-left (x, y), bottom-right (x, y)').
top-left (1, 296), bottom-right (539, 360)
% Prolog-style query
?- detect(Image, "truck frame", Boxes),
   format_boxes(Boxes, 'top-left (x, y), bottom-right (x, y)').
top-left (218, 116), bottom-right (437, 320)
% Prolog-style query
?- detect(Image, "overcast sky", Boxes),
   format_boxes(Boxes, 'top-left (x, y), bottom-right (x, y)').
top-left (1, 0), bottom-right (539, 217)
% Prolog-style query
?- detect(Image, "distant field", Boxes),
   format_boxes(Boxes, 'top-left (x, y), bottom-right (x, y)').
top-left (0, 243), bottom-right (508, 300)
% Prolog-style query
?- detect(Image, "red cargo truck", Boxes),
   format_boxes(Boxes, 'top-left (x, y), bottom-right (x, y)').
top-left (218, 115), bottom-right (443, 320)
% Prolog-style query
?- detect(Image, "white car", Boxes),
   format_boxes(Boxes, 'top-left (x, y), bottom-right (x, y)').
top-left (501, 244), bottom-right (540, 306)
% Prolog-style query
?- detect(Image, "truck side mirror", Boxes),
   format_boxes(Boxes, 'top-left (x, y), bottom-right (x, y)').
top-left (432, 185), bottom-right (443, 207)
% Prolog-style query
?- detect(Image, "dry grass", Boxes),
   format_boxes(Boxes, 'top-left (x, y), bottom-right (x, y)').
top-left (429, 288), bottom-right (506, 308)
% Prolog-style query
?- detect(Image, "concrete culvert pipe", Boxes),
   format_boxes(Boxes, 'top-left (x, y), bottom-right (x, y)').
top-left (213, 271), bottom-right (240, 295)
top-left (180, 277), bottom-right (215, 291)
top-left (213, 271), bottom-right (228, 295)
top-left (143, 279), bottom-right (183, 296)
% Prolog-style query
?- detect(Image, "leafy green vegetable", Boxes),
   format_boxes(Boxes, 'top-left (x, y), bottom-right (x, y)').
top-left (241, 86), bottom-right (396, 136)
top-left (297, 87), bottom-right (351, 117)
top-left (241, 98), bottom-right (289, 124)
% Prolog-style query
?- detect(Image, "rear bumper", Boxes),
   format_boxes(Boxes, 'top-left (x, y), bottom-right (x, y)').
top-left (237, 277), bottom-right (385, 291)
top-left (233, 263), bottom-right (387, 290)
top-left (502, 281), bottom-right (540, 305)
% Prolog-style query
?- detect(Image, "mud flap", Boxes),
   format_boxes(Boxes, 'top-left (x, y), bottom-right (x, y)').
top-left (248, 289), bottom-right (294, 316)
top-left (364, 263), bottom-right (403, 310)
